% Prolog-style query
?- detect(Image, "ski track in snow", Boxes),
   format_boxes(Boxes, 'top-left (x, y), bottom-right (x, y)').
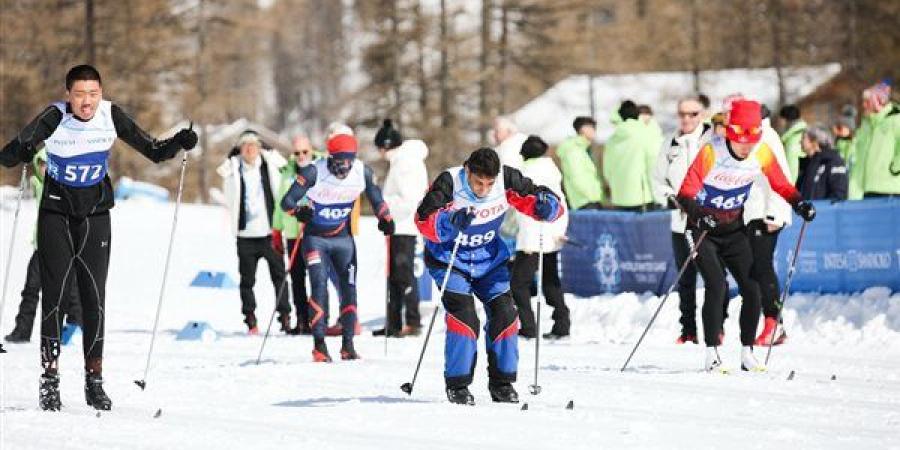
top-left (1, 200), bottom-right (898, 449)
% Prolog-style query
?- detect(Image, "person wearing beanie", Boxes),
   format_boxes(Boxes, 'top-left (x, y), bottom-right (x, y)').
top-left (281, 133), bottom-right (395, 362)
top-left (676, 99), bottom-right (815, 373)
top-left (849, 81), bottom-right (900, 198)
top-left (556, 116), bottom-right (605, 209)
top-left (216, 129), bottom-right (292, 335)
top-left (796, 125), bottom-right (848, 201)
top-left (778, 104), bottom-right (807, 182)
top-left (603, 100), bottom-right (661, 211)
top-left (372, 119), bottom-right (428, 338)
top-left (5, 149), bottom-right (83, 344)
top-left (510, 136), bottom-right (570, 339)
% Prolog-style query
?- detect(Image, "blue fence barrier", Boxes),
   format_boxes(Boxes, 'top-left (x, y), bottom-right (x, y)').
top-left (561, 198), bottom-right (900, 297)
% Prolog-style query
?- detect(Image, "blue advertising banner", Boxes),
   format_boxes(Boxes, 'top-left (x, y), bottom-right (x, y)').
top-left (561, 199), bottom-right (900, 297)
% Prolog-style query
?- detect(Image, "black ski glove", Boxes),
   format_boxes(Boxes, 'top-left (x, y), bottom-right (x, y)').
top-left (697, 214), bottom-right (718, 232)
top-left (449, 207), bottom-right (476, 232)
top-left (377, 216), bottom-right (395, 235)
top-left (794, 200), bottom-right (816, 222)
top-left (293, 205), bottom-right (314, 223)
top-left (174, 128), bottom-right (198, 151)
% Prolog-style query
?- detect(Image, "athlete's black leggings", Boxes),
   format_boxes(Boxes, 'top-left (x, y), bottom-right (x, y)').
top-left (691, 225), bottom-right (761, 347)
top-left (38, 210), bottom-right (110, 373)
top-left (746, 220), bottom-right (782, 319)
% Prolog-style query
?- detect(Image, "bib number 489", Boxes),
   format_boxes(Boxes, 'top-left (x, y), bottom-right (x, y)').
top-left (455, 230), bottom-right (496, 247)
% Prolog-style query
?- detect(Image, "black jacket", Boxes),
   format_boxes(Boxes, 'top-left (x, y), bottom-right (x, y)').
top-left (795, 146), bottom-right (848, 201)
top-left (0, 103), bottom-right (184, 217)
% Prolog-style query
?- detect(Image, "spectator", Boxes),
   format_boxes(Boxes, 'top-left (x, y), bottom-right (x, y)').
top-left (603, 100), bottom-right (660, 211)
top-left (272, 133), bottom-right (316, 334)
top-left (711, 113), bottom-right (727, 137)
top-left (778, 104), bottom-right (807, 182)
top-left (796, 126), bottom-right (848, 201)
top-left (849, 81), bottom-right (900, 199)
top-left (216, 130), bottom-right (291, 334)
top-left (4, 149), bottom-right (82, 343)
top-left (638, 104), bottom-right (665, 146)
top-left (698, 93), bottom-right (712, 120)
top-left (372, 119), bottom-right (428, 338)
top-left (556, 116), bottom-right (605, 210)
top-left (510, 136), bottom-right (570, 340)
top-left (652, 95), bottom-right (715, 343)
top-left (833, 104), bottom-right (857, 164)
top-left (492, 116), bottom-right (526, 170)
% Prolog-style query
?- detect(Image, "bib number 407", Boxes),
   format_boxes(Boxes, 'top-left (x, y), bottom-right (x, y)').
top-left (64, 164), bottom-right (104, 184)
top-left (319, 207), bottom-right (352, 220)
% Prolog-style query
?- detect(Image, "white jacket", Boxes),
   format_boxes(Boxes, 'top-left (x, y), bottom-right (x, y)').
top-left (743, 121), bottom-right (793, 228)
top-left (216, 149), bottom-right (287, 237)
top-left (652, 123), bottom-right (709, 233)
top-left (495, 132), bottom-right (527, 171)
top-left (383, 139), bottom-right (429, 236)
top-left (515, 157), bottom-right (569, 253)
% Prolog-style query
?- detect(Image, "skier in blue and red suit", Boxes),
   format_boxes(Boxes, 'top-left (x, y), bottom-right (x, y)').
top-left (415, 147), bottom-right (563, 405)
top-left (281, 133), bottom-right (394, 362)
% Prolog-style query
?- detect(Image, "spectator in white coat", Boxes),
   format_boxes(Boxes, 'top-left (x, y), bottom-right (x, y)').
top-left (372, 119), bottom-right (429, 337)
top-left (216, 130), bottom-right (291, 334)
top-left (653, 95), bottom-right (726, 344)
top-left (493, 117), bottom-right (528, 252)
top-left (510, 136), bottom-right (570, 339)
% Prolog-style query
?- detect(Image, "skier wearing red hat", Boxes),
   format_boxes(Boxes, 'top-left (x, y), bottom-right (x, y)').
top-left (281, 133), bottom-right (394, 361)
top-left (675, 99), bottom-right (816, 372)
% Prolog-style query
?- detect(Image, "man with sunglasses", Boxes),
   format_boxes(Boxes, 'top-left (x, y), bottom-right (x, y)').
top-left (272, 134), bottom-right (317, 334)
top-left (280, 133), bottom-right (394, 361)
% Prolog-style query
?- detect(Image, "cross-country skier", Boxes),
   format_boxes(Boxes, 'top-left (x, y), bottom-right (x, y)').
top-left (676, 99), bottom-right (815, 372)
top-left (416, 148), bottom-right (563, 405)
top-left (0, 64), bottom-right (197, 411)
top-left (280, 133), bottom-right (394, 362)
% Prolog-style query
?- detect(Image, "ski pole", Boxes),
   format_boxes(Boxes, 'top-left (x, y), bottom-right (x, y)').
top-left (764, 220), bottom-right (808, 365)
top-left (400, 235), bottom-right (463, 395)
top-left (256, 234), bottom-right (304, 365)
top-left (621, 229), bottom-right (709, 372)
top-left (0, 165), bottom-right (28, 355)
top-left (135, 145), bottom-right (190, 390)
top-left (529, 224), bottom-right (544, 395)
top-left (384, 236), bottom-right (390, 356)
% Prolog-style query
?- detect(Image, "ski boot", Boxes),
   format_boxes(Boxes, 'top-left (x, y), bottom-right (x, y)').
top-left (372, 328), bottom-right (401, 337)
top-left (754, 317), bottom-right (787, 346)
top-left (85, 373), bottom-right (112, 410)
top-left (399, 325), bottom-right (421, 337)
top-left (446, 386), bottom-right (475, 405)
top-left (740, 346), bottom-right (767, 372)
top-left (290, 322), bottom-right (312, 336)
top-left (705, 346), bottom-right (726, 373)
top-left (676, 329), bottom-right (698, 344)
top-left (244, 312), bottom-right (259, 335)
top-left (5, 321), bottom-right (31, 343)
top-left (340, 340), bottom-right (360, 360)
top-left (542, 331), bottom-right (570, 341)
top-left (39, 372), bottom-right (62, 411)
top-left (312, 338), bottom-right (332, 363)
top-left (278, 313), bottom-right (292, 333)
top-left (488, 382), bottom-right (519, 403)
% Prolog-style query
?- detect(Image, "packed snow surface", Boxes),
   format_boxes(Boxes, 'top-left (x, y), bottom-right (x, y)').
top-left (1, 200), bottom-right (898, 449)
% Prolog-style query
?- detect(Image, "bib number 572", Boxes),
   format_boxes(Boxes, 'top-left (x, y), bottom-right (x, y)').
top-left (64, 164), bottom-right (104, 184)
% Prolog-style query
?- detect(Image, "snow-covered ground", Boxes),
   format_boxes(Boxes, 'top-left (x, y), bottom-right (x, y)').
top-left (1, 200), bottom-right (898, 449)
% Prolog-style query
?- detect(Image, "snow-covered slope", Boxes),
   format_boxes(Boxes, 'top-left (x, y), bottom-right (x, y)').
top-left (1, 201), bottom-right (898, 449)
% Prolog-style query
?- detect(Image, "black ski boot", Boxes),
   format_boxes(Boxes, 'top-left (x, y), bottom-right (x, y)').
top-left (312, 338), bottom-right (332, 363)
top-left (278, 313), bottom-right (292, 333)
top-left (340, 340), bottom-right (360, 360)
top-left (446, 386), bottom-right (475, 405)
top-left (5, 320), bottom-right (32, 343)
top-left (39, 373), bottom-right (62, 411)
top-left (85, 373), bottom-right (112, 410)
top-left (488, 382), bottom-right (519, 403)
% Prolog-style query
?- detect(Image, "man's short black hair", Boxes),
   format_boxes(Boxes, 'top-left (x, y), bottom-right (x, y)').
top-left (618, 100), bottom-right (639, 121)
top-left (697, 93), bottom-right (711, 109)
top-left (572, 116), bottom-right (596, 133)
top-left (520, 135), bottom-right (548, 160)
top-left (760, 104), bottom-right (771, 120)
top-left (465, 147), bottom-right (501, 178)
top-left (66, 64), bottom-right (102, 90)
top-left (779, 104), bottom-right (801, 121)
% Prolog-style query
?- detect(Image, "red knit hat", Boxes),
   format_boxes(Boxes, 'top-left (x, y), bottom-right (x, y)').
top-left (326, 134), bottom-right (358, 155)
top-left (726, 99), bottom-right (762, 144)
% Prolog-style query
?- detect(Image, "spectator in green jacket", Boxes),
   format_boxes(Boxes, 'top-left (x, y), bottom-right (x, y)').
top-left (778, 104), bottom-right (807, 183)
top-left (272, 133), bottom-right (316, 334)
top-left (556, 116), bottom-right (605, 210)
top-left (850, 81), bottom-right (900, 199)
top-left (602, 101), bottom-right (661, 211)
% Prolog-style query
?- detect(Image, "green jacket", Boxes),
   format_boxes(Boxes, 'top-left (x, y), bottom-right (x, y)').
top-left (835, 137), bottom-right (861, 199)
top-left (781, 120), bottom-right (807, 183)
top-left (30, 149), bottom-right (47, 248)
top-left (849, 103), bottom-right (900, 197)
top-left (602, 117), bottom-right (661, 208)
top-left (272, 156), bottom-right (308, 239)
top-left (556, 134), bottom-right (604, 209)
